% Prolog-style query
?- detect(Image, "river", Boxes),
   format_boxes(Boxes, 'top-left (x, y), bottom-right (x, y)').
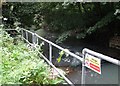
top-left (52, 42), bottom-right (120, 85)
top-left (34, 29), bottom-right (120, 85)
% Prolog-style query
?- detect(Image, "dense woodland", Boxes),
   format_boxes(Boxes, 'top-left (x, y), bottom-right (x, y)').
top-left (2, 2), bottom-right (120, 44)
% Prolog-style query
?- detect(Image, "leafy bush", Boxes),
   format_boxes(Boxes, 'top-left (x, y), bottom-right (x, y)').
top-left (0, 25), bottom-right (64, 85)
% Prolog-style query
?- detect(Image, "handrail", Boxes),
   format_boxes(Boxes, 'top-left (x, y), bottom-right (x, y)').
top-left (81, 48), bottom-right (120, 84)
top-left (82, 48), bottom-right (120, 66)
top-left (35, 33), bottom-right (83, 62)
top-left (21, 28), bottom-right (83, 62)
top-left (4, 28), bottom-right (120, 66)
top-left (22, 28), bottom-right (33, 34)
top-left (3, 29), bottom-right (16, 30)
top-left (17, 28), bottom-right (75, 85)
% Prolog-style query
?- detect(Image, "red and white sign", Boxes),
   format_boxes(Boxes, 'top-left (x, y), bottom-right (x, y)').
top-left (85, 53), bottom-right (101, 74)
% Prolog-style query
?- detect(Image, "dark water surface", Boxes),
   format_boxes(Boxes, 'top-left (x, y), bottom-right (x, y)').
top-left (55, 40), bottom-right (120, 85)
top-left (62, 62), bottom-right (119, 84)
top-left (36, 29), bottom-right (120, 85)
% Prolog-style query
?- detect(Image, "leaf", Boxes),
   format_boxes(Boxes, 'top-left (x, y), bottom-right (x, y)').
top-left (57, 56), bottom-right (62, 63)
top-left (1, 26), bottom-right (64, 84)
top-left (57, 51), bottom-right (65, 63)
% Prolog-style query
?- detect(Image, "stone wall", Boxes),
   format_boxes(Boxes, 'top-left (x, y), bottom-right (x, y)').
top-left (109, 36), bottom-right (120, 49)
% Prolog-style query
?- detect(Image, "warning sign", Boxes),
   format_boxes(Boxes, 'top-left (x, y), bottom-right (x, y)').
top-left (85, 53), bottom-right (101, 74)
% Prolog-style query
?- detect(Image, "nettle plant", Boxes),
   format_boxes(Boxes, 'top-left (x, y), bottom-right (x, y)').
top-left (0, 25), bottom-right (64, 85)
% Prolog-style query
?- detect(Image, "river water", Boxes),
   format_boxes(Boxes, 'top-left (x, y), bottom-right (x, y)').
top-left (57, 40), bottom-right (120, 85)
top-left (34, 29), bottom-right (120, 85)
top-left (62, 62), bottom-right (119, 84)
top-left (53, 43), bottom-right (120, 85)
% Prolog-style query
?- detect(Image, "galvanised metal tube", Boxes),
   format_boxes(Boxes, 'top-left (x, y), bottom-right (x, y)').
top-left (9, 28), bottom-right (83, 62)
top-left (36, 37), bottom-right (38, 45)
top-left (82, 48), bottom-right (120, 66)
top-left (35, 33), bottom-right (83, 62)
top-left (81, 55), bottom-right (86, 85)
top-left (32, 33), bottom-right (35, 45)
top-left (21, 28), bottom-right (83, 63)
top-left (21, 29), bottom-right (23, 40)
top-left (25, 31), bottom-right (28, 41)
top-left (22, 28), bottom-right (33, 34)
top-left (22, 28), bottom-right (120, 66)
top-left (4, 29), bottom-right (16, 30)
top-left (22, 36), bottom-right (31, 45)
top-left (21, 28), bottom-right (83, 62)
top-left (49, 44), bottom-right (52, 62)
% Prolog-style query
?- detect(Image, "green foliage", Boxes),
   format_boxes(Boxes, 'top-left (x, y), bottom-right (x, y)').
top-left (0, 26), bottom-right (64, 85)
top-left (57, 49), bottom-right (70, 63)
top-left (56, 10), bottom-right (119, 43)
top-left (76, 12), bottom-right (116, 39)
top-left (57, 51), bottom-right (65, 63)
top-left (3, 2), bottom-right (42, 27)
top-left (86, 12), bottom-right (115, 34)
top-left (56, 30), bottom-right (71, 44)
top-left (2, 2), bottom-right (120, 43)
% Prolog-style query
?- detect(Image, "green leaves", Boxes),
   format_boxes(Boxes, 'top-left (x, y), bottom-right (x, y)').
top-left (57, 51), bottom-right (65, 63)
top-left (3, 3), bottom-right (119, 44)
top-left (56, 30), bottom-right (71, 44)
top-left (57, 49), bottom-right (70, 63)
top-left (0, 26), bottom-right (64, 84)
top-left (86, 12), bottom-right (115, 35)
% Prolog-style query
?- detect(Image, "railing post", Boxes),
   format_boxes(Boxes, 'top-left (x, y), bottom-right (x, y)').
top-left (36, 36), bottom-right (38, 45)
top-left (49, 44), bottom-right (52, 62)
top-left (26, 31), bottom-right (28, 41)
top-left (21, 29), bottom-right (23, 40)
top-left (81, 54), bottom-right (86, 86)
top-left (32, 33), bottom-right (35, 46)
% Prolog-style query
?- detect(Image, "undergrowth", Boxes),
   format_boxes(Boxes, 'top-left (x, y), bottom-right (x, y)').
top-left (0, 25), bottom-right (64, 85)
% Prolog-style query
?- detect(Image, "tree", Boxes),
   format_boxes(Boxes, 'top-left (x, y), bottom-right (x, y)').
top-left (2, 2), bottom-right (120, 43)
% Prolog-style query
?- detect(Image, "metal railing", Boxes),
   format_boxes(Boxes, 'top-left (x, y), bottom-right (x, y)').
top-left (20, 28), bottom-right (83, 86)
top-left (81, 48), bottom-right (120, 85)
top-left (4, 28), bottom-right (120, 86)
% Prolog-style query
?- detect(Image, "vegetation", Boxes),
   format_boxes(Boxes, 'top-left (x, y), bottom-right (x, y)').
top-left (1, 2), bottom-right (120, 85)
top-left (2, 2), bottom-right (120, 43)
top-left (0, 25), bottom-right (64, 85)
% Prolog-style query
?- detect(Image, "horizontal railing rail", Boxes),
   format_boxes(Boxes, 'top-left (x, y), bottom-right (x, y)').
top-left (21, 28), bottom-right (83, 85)
top-left (82, 48), bottom-right (120, 66)
top-left (81, 48), bottom-right (120, 84)
top-left (22, 28), bottom-right (83, 62)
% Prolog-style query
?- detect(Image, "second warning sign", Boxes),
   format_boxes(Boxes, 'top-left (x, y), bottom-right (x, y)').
top-left (85, 53), bottom-right (101, 74)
